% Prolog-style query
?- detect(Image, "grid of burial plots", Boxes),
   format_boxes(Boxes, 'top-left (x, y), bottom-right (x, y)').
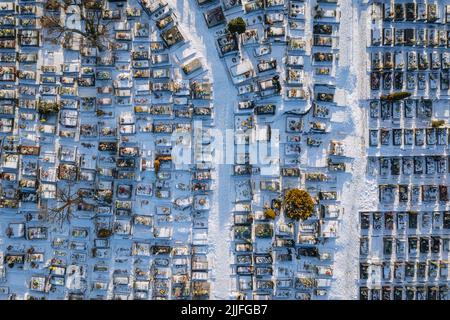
top-left (360, 1), bottom-right (450, 300)
top-left (214, 0), bottom-right (345, 300)
top-left (0, 0), bottom-right (215, 300)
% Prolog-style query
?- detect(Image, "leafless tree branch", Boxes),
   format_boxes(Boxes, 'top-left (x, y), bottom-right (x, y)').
top-left (41, 0), bottom-right (113, 51)
top-left (46, 185), bottom-right (88, 228)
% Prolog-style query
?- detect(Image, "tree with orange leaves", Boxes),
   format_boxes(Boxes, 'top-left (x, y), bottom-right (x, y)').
top-left (283, 189), bottom-right (315, 220)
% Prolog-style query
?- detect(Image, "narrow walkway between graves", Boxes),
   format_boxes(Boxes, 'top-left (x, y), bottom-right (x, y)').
top-left (168, 0), bottom-right (236, 299)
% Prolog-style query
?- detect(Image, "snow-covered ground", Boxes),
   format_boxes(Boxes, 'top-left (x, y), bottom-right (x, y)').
top-left (156, 0), bottom-right (377, 300)
top-left (167, 0), bottom-right (380, 300)
top-left (8, 0), bottom-right (448, 300)
top-left (166, 0), bottom-right (237, 299)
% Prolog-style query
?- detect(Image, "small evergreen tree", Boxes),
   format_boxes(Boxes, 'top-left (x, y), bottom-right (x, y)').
top-left (228, 17), bottom-right (246, 34)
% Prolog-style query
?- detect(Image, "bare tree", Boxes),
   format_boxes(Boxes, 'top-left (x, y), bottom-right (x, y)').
top-left (41, 0), bottom-right (115, 51)
top-left (46, 184), bottom-right (87, 228)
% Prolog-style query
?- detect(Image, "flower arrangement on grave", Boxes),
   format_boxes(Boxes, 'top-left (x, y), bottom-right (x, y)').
top-left (380, 91), bottom-right (411, 101)
top-left (263, 206), bottom-right (277, 219)
top-left (38, 101), bottom-right (60, 115)
top-left (97, 229), bottom-right (112, 238)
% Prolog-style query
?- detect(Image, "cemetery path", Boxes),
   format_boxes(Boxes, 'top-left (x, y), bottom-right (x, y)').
top-left (168, 0), bottom-right (236, 299)
top-left (168, 0), bottom-right (380, 300)
top-left (329, 0), bottom-right (379, 299)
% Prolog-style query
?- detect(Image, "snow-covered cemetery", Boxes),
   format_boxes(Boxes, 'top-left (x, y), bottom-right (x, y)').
top-left (0, 0), bottom-right (449, 301)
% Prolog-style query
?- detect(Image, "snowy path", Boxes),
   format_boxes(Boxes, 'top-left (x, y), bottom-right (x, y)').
top-left (167, 0), bottom-right (236, 299)
top-left (329, 0), bottom-right (378, 299)
top-left (328, 0), bottom-right (365, 299)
